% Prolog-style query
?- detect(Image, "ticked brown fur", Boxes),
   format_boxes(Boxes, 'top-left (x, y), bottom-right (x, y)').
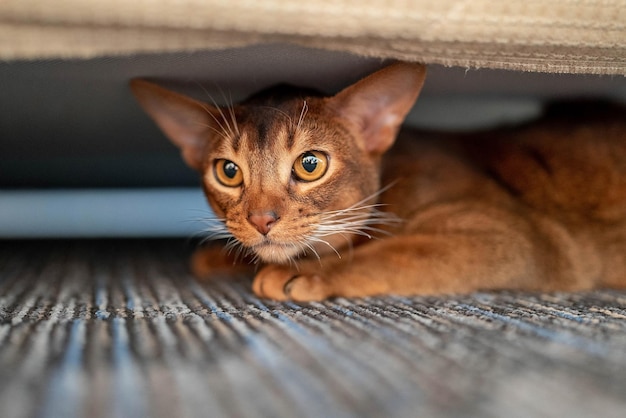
top-left (131, 63), bottom-right (626, 301)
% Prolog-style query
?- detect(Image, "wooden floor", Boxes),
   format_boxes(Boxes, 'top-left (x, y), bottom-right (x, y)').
top-left (1, 240), bottom-right (625, 418)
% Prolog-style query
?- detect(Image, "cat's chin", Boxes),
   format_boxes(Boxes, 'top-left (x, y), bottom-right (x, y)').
top-left (252, 242), bottom-right (302, 264)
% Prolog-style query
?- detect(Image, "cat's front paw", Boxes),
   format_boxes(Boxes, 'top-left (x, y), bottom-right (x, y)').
top-left (253, 265), bottom-right (332, 301)
top-left (190, 246), bottom-right (254, 280)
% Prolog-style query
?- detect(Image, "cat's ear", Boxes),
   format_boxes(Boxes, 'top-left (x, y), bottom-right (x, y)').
top-left (130, 79), bottom-right (219, 170)
top-left (328, 62), bottom-right (426, 154)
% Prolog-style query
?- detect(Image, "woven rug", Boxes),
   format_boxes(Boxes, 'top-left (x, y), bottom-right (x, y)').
top-left (1, 240), bottom-right (625, 418)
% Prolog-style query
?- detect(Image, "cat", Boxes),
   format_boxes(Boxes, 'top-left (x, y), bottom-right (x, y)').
top-left (131, 62), bottom-right (626, 301)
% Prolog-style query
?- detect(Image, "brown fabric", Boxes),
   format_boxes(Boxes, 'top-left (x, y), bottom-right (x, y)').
top-left (1, 0), bottom-right (625, 74)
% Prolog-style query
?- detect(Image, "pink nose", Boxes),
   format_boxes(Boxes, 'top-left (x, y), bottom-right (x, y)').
top-left (248, 212), bottom-right (279, 235)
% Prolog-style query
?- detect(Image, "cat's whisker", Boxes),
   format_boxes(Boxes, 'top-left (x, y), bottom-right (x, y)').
top-left (250, 253), bottom-right (263, 266)
top-left (191, 214), bottom-right (239, 248)
top-left (192, 121), bottom-right (230, 141)
top-left (195, 84), bottom-right (232, 134)
top-left (320, 208), bottom-right (401, 226)
top-left (307, 236), bottom-right (342, 259)
top-left (319, 212), bottom-right (399, 225)
top-left (317, 221), bottom-right (397, 237)
top-left (232, 243), bottom-right (252, 265)
top-left (330, 181), bottom-right (400, 214)
top-left (296, 100), bottom-right (308, 133)
top-left (302, 240), bottom-right (322, 263)
top-left (286, 247), bottom-right (301, 270)
top-left (218, 87), bottom-right (241, 137)
top-left (224, 237), bottom-right (241, 254)
top-left (323, 201), bottom-right (388, 213)
top-left (321, 231), bottom-right (356, 262)
top-left (316, 227), bottom-right (370, 240)
top-left (259, 106), bottom-right (294, 126)
top-left (319, 216), bottom-right (401, 229)
top-left (313, 200), bottom-right (402, 256)
top-left (196, 82), bottom-right (238, 139)
top-left (198, 226), bottom-right (230, 238)
top-left (213, 104), bottom-right (237, 140)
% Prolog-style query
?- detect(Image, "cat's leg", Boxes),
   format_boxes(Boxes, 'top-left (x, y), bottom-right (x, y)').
top-left (598, 224), bottom-right (626, 289)
top-left (191, 245), bottom-right (256, 280)
top-left (252, 218), bottom-right (578, 301)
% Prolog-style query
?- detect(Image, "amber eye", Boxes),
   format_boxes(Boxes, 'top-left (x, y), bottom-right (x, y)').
top-left (292, 151), bottom-right (328, 182)
top-left (214, 159), bottom-right (243, 187)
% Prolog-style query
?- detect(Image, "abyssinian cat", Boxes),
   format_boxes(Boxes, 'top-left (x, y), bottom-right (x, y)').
top-left (131, 63), bottom-right (626, 301)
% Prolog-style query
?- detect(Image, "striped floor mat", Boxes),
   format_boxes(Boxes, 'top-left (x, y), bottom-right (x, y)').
top-left (1, 240), bottom-right (625, 418)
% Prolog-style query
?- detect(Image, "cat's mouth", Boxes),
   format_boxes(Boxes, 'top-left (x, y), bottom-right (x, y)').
top-left (250, 239), bottom-right (303, 264)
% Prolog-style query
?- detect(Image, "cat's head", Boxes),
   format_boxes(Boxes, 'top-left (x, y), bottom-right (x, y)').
top-left (131, 62), bottom-right (426, 264)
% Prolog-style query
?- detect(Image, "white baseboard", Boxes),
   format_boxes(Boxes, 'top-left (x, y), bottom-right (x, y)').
top-left (0, 188), bottom-right (215, 238)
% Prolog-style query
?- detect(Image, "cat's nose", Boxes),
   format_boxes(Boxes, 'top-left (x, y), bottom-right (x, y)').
top-left (247, 211), bottom-right (279, 236)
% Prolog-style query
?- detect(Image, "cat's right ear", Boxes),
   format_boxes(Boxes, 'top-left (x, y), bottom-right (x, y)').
top-left (328, 62), bottom-right (426, 155)
top-left (130, 79), bottom-right (218, 171)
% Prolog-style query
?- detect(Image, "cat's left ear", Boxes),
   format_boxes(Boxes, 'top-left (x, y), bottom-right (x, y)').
top-left (328, 62), bottom-right (426, 154)
top-left (130, 79), bottom-right (220, 171)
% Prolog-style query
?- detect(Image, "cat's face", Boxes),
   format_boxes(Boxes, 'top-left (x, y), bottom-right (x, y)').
top-left (131, 63), bottom-right (426, 264)
top-left (200, 97), bottom-right (382, 263)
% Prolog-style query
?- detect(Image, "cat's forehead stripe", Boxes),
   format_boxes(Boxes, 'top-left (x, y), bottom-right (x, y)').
top-left (259, 119), bottom-right (275, 149)
top-left (244, 119), bottom-right (289, 153)
top-left (230, 132), bottom-right (241, 152)
top-left (286, 128), bottom-right (296, 151)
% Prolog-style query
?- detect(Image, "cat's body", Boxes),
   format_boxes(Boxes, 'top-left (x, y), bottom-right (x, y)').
top-left (376, 107), bottom-right (626, 296)
top-left (131, 63), bottom-right (626, 301)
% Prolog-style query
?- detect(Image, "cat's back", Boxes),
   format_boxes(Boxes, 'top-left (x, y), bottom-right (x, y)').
top-left (477, 100), bottom-right (626, 222)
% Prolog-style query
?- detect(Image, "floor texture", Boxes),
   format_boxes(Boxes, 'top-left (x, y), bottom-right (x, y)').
top-left (1, 240), bottom-right (625, 418)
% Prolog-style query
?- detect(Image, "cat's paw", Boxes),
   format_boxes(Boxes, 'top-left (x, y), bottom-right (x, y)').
top-left (191, 248), bottom-right (218, 278)
top-left (253, 265), bottom-right (332, 301)
top-left (190, 247), bottom-right (254, 280)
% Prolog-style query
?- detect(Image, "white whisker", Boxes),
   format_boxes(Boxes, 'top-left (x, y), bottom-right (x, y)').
top-left (192, 214), bottom-right (242, 250)
top-left (224, 237), bottom-right (241, 253)
top-left (307, 236), bottom-right (342, 259)
top-left (196, 82), bottom-right (237, 139)
top-left (287, 245), bottom-right (302, 270)
top-left (192, 121), bottom-right (230, 141)
top-left (232, 242), bottom-right (252, 265)
top-left (259, 106), bottom-right (294, 126)
top-left (218, 87), bottom-right (241, 137)
top-left (302, 241), bottom-right (322, 262)
top-left (213, 103), bottom-right (237, 139)
top-left (309, 183), bottom-right (403, 253)
top-left (296, 100), bottom-right (308, 132)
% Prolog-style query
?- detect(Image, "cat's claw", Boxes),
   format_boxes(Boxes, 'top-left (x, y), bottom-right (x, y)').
top-left (253, 265), bottom-right (331, 301)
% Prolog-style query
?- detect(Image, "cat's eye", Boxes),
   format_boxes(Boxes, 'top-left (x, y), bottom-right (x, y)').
top-left (214, 159), bottom-right (243, 187)
top-left (292, 151), bottom-right (328, 182)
